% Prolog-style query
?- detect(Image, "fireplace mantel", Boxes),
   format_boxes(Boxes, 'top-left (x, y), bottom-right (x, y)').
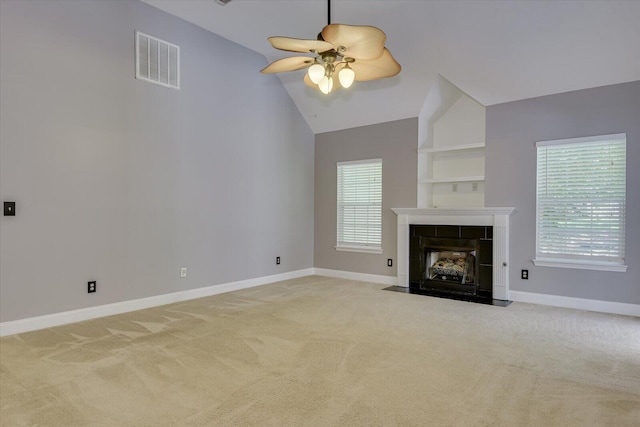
top-left (392, 207), bottom-right (515, 300)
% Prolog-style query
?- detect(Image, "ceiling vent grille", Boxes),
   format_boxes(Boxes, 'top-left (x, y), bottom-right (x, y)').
top-left (135, 31), bottom-right (180, 89)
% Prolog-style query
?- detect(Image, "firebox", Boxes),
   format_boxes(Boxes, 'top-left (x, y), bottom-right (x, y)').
top-left (428, 249), bottom-right (475, 284)
top-left (410, 225), bottom-right (493, 299)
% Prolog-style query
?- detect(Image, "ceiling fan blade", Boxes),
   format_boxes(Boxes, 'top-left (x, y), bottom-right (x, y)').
top-left (268, 36), bottom-right (334, 54)
top-left (321, 24), bottom-right (386, 60)
top-left (260, 56), bottom-right (314, 74)
top-left (350, 48), bottom-right (401, 81)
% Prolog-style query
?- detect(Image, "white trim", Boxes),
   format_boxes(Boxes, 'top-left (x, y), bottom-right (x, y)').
top-left (421, 175), bottom-right (485, 184)
top-left (510, 290), bottom-right (640, 317)
top-left (335, 245), bottom-right (383, 254)
top-left (533, 258), bottom-right (628, 272)
top-left (392, 207), bottom-right (515, 217)
top-left (535, 133), bottom-right (626, 147)
top-left (0, 268), bottom-right (314, 337)
top-left (336, 158), bottom-right (382, 167)
top-left (313, 268), bottom-right (397, 286)
top-left (418, 142), bottom-right (485, 154)
top-left (391, 207), bottom-right (515, 300)
top-left (3, 270), bottom-right (636, 336)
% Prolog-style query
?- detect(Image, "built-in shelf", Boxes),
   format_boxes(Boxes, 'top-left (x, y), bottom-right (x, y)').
top-left (417, 82), bottom-right (486, 208)
top-left (420, 175), bottom-right (485, 184)
top-left (418, 142), bottom-right (485, 154)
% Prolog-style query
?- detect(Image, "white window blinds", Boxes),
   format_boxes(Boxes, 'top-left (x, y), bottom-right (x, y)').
top-left (337, 159), bottom-right (382, 252)
top-left (535, 134), bottom-right (626, 268)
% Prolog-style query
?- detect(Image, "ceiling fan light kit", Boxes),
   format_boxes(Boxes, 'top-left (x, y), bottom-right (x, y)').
top-left (308, 62), bottom-right (325, 84)
top-left (338, 63), bottom-right (355, 88)
top-left (260, 1), bottom-right (400, 95)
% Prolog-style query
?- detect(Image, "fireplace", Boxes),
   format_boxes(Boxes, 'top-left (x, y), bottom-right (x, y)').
top-left (392, 208), bottom-right (515, 301)
top-left (410, 225), bottom-right (493, 298)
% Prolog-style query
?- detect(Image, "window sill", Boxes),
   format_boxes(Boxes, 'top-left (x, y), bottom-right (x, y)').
top-left (533, 258), bottom-right (628, 272)
top-left (335, 245), bottom-right (383, 254)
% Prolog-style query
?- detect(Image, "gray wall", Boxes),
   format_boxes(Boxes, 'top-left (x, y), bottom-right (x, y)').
top-left (314, 118), bottom-right (417, 277)
top-left (0, 0), bottom-right (314, 322)
top-left (486, 81), bottom-right (640, 304)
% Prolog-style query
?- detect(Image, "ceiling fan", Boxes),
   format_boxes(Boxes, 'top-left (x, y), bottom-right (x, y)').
top-left (260, 0), bottom-right (401, 95)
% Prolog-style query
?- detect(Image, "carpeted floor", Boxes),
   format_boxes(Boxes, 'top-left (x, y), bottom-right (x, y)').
top-left (1, 275), bottom-right (639, 426)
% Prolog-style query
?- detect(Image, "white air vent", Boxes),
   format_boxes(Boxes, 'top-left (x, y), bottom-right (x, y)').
top-left (135, 31), bottom-right (180, 89)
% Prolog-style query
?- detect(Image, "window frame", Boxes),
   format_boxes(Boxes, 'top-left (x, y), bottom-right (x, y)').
top-left (335, 158), bottom-right (383, 254)
top-left (533, 133), bottom-right (627, 272)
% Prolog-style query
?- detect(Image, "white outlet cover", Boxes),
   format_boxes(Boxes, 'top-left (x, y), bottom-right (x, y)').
top-left (180, 267), bottom-right (187, 278)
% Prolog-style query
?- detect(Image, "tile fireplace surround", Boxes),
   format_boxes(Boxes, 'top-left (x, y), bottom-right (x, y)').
top-left (392, 208), bottom-right (515, 300)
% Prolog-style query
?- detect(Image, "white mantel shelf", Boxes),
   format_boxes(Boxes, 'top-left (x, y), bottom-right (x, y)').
top-left (392, 207), bottom-right (516, 300)
top-left (392, 207), bottom-right (516, 216)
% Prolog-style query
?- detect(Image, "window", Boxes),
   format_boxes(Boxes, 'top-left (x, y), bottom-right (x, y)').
top-left (336, 159), bottom-right (382, 253)
top-left (534, 134), bottom-right (627, 272)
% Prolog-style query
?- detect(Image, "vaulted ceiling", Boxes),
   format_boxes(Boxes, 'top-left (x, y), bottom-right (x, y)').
top-left (142, 0), bottom-right (640, 134)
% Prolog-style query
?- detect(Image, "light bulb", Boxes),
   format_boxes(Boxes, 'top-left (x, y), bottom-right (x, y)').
top-left (308, 63), bottom-right (325, 85)
top-left (338, 65), bottom-right (355, 88)
top-left (318, 76), bottom-right (333, 94)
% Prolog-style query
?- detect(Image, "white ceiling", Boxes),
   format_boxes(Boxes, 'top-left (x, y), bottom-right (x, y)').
top-left (142, 0), bottom-right (640, 134)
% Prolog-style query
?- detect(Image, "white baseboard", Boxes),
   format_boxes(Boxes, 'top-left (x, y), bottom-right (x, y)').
top-left (313, 268), bottom-right (397, 286)
top-left (510, 290), bottom-right (640, 317)
top-left (0, 268), bottom-right (314, 337)
top-left (5, 270), bottom-right (635, 337)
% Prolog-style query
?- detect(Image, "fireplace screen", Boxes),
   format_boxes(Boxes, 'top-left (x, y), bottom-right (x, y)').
top-left (426, 250), bottom-right (476, 284)
top-left (409, 225), bottom-right (493, 298)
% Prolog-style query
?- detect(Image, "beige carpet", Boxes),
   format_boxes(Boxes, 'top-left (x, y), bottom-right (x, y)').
top-left (1, 275), bottom-right (639, 426)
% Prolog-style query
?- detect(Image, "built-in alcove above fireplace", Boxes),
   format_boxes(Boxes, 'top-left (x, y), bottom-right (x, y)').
top-left (392, 208), bottom-right (515, 301)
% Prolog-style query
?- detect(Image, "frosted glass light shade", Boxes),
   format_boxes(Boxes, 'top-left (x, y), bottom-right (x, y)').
top-left (308, 64), bottom-right (325, 84)
top-left (338, 66), bottom-right (355, 88)
top-left (319, 76), bottom-right (333, 94)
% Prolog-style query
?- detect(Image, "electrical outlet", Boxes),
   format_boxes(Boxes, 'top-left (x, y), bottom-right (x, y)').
top-left (88, 281), bottom-right (96, 293)
top-left (180, 267), bottom-right (187, 278)
top-left (472, 182), bottom-right (478, 192)
top-left (521, 269), bottom-right (529, 280)
top-left (387, 258), bottom-right (393, 267)
top-left (4, 202), bottom-right (15, 216)
top-left (452, 183), bottom-right (458, 192)
top-left (276, 256), bottom-right (281, 265)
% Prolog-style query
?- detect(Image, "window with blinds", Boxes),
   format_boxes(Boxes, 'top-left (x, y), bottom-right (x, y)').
top-left (534, 134), bottom-right (627, 271)
top-left (336, 159), bottom-right (383, 253)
